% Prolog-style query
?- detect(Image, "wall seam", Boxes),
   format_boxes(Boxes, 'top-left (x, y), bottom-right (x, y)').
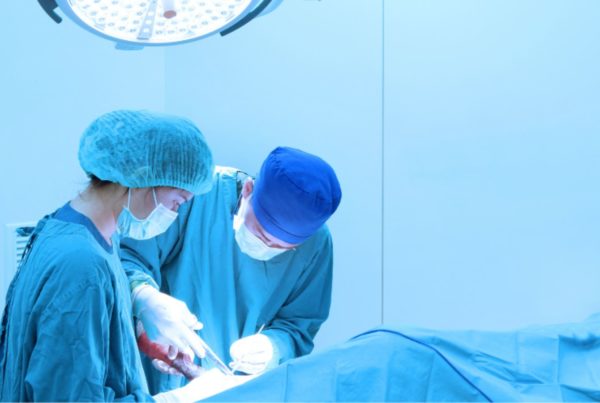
top-left (381, 0), bottom-right (385, 326)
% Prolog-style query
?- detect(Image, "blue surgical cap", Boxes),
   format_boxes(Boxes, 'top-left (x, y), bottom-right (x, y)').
top-left (252, 147), bottom-right (342, 244)
top-left (78, 109), bottom-right (214, 194)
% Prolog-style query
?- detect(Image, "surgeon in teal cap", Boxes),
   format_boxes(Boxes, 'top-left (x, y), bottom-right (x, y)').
top-left (0, 110), bottom-right (217, 402)
top-left (121, 146), bottom-right (342, 394)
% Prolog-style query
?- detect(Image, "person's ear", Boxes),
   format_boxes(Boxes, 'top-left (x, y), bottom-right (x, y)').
top-left (241, 178), bottom-right (254, 198)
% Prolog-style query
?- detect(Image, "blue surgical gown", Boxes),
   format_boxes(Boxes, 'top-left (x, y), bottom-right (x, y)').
top-left (121, 167), bottom-right (334, 394)
top-left (0, 205), bottom-right (151, 401)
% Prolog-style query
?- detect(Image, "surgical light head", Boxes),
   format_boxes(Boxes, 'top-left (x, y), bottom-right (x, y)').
top-left (78, 109), bottom-right (214, 195)
top-left (38, 0), bottom-right (284, 49)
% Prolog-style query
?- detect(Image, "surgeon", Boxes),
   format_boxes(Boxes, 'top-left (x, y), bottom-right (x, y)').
top-left (121, 146), bottom-right (342, 393)
top-left (0, 109), bottom-right (218, 402)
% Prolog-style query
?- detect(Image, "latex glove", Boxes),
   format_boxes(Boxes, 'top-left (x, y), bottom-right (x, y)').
top-left (136, 321), bottom-right (208, 378)
top-left (132, 285), bottom-right (205, 360)
top-left (152, 356), bottom-right (183, 376)
top-left (229, 334), bottom-right (274, 375)
top-left (135, 321), bottom-right (186, 376)
top-left (154, 368), bottom-right (256, 403)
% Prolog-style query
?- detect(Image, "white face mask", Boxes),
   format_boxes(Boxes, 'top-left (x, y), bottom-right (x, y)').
top-left (117, 188), bottom-right (178, 240)
top-left (233, 197), bottom-right (287, 261)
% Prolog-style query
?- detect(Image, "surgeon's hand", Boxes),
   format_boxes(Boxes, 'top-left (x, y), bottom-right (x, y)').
top-left (136, 321), bottom-right (187, 376)
top-left (132, 285), bottom-right (205, 360)
top-left (152, 356), bottom-right (184, 376)
top-left (229, 334), bottom-right (274, 375)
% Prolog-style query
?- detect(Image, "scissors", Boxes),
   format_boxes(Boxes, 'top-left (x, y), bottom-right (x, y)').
top-left (198, 336), bottom-right (235, 376)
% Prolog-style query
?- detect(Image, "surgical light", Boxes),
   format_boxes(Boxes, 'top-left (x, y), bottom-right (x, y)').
top-left (38, 0), bottom-right (283, 49)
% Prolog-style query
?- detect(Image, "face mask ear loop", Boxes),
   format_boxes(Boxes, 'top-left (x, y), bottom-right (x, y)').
top-left (152, 188), bottom-right (159, 208)
top-left (127, 188), bottom-right (132, 209)
top-left (242, 193), bottom-right (253, 218)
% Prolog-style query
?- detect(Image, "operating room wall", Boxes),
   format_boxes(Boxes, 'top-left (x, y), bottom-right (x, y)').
top-left (0, 3), bottom-right (167, 307)
top-left (384, 1), bottom-right (600, 331)
top-left (2, 0), bottom-right (600, 352)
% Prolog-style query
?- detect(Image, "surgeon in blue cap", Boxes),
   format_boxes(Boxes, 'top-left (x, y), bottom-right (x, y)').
top-left (121, 146), bottom-right (341, 394)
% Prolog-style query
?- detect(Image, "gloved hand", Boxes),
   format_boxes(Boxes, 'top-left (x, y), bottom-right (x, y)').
top-left (229, 334), bottom-right (275, 375)
top-left (152, 356), bottom-right (183, 376)
top-left (136, 321), bottom-right (186, 376)
top-left (153, 368), bottom-right (255, 403)
top-left (132, 284), bottom-right (205, 360)
top-left (136, 321), bottom-right (206, 378)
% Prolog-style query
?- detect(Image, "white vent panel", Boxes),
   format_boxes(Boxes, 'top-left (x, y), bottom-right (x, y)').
top-left (4, 222), bottom-right (36, 296)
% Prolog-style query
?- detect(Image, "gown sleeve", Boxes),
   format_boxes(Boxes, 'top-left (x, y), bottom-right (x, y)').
top-left (24, 256), bottom-right (151, 402)
top-left (264, 230), bottom-right (334, 363)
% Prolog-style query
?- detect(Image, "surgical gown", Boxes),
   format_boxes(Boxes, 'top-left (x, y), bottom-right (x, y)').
top-left (0, 205), bottom-right (151, 401)
top-left (206, 318), bottom-right (600, 402)
top-left (121, 167), bottom-right (334, 394)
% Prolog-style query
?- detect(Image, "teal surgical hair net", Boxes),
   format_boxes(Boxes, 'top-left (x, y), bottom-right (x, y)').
top-left (78, 110), bottom-right (214, 194)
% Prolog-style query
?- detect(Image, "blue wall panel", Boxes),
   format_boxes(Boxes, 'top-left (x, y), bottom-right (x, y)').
top-left (383, 0), bottom-right (600, 330)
